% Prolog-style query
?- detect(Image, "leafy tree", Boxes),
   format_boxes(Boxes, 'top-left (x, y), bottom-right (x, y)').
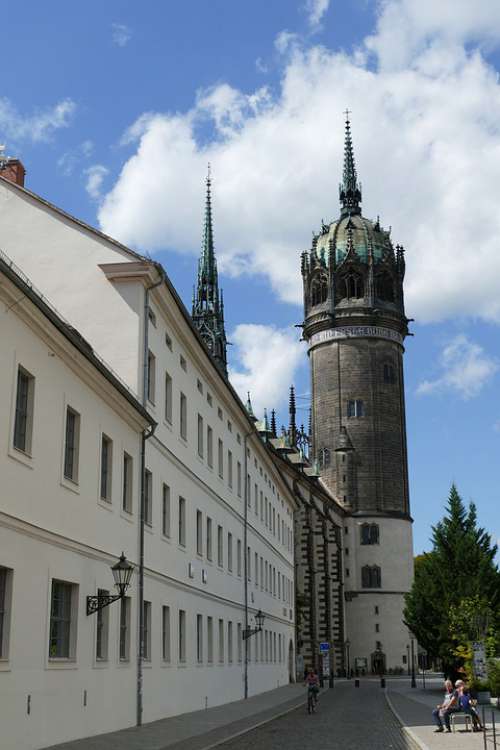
top-left (404, 484), bottom-right (499, 673)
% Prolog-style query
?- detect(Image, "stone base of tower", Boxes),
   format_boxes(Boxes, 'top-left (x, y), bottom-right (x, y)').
top-left (343, 516), bottom-right (413, 674)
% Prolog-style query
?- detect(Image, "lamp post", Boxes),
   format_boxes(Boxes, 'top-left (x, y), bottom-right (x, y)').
top-left (410, 636), bottom-right (416, 688)
top-left (406, 644), bottom-right (410, 676)
top-left (243, 609), bottom-right (265, 640)
top-left (345, 639), bottom-right (351, 679)
top-left (86, 553), bottom-right (134, 615)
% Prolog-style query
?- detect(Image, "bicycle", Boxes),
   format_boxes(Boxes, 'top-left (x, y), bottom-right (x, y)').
top-left (307, 686), bottom-right (318, 714)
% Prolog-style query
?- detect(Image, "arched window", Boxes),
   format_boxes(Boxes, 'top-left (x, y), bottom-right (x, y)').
top-left (317, 448), bottom-right (330, 469)
top-left (376, 272), bottom-right (394, 302)
top-left (361, 564), bottom-right (382, 588)
top-left (383, 363), bottom-right (396, 384)
top-left (311, 275), bottom-right (328, 307)
top-left (346, 273), bottom-right (364, 299)
top-left (360, 523), bottom-right (379, 545)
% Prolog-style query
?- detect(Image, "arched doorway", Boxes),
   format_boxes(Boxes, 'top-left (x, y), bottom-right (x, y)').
top-left (371, 650), bottom-right (386, 675)
top-left (288, 640), bottom-right (295, 683)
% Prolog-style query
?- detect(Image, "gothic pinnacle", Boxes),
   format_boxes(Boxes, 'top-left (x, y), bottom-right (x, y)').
top-left (339, 110), bottom-right (362, 217)
top-left (289, 385), bottom-right (297, 446)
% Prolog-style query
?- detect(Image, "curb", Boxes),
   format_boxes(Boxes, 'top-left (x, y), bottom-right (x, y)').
top-left (384, 689), bottom-right (431, 750)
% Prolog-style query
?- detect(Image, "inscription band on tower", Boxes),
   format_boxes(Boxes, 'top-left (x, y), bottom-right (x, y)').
top-left (308, 326), bottom-right (404, 350)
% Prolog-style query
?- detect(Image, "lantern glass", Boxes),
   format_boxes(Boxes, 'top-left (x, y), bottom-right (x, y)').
top-left (111, 553), bottom-right (134, 596)
top-left (255, 609), bottom-right (265, 631)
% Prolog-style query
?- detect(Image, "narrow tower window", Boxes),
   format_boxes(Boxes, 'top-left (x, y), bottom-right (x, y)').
top-left (310, 275), bottom-right (328, 306)
top-left (347, 399), bottom-right (364, 418)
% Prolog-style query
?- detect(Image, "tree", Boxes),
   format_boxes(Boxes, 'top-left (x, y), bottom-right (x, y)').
top-left (404, 484), bottom-right (500, 673)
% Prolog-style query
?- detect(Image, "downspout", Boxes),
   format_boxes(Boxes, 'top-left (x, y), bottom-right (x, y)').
top-left (243, 427), bottom-right (253, 700)
top-left (137, 267), bottom-right (164, 728)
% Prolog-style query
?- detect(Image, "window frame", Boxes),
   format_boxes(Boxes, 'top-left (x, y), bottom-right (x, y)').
top-left (13, 365), bottom-right (35, 455)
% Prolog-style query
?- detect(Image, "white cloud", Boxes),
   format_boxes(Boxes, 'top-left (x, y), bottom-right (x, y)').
top-left (228, 324), bottom-right (305, 417)
top-left (305, 0), bottom-right (330, 31)
top-left (112, 23), bottom-right (132, 47)
top-left (84, 165), bottom-right (109, 201)
top-left (417, 335), bottom-right (498, 399)
top-left (99, 0), bottom-right (500, 325)
top-left (0, 98), bottom-right (75, 143)
top-left (274, 30), bottom-right (300, 55)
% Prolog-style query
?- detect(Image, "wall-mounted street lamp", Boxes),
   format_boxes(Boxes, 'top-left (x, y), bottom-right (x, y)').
top-left (86, 553), bottom-right (134, 616)
top-left (243, 609), bottom-right (265, 640)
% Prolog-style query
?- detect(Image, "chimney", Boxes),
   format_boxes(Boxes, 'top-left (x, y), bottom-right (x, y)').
top-left (0, 158), bottom-right (26, 187)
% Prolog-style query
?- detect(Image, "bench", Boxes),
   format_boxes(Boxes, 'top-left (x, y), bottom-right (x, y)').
top-left (451, 713), bottom-right (472, 732)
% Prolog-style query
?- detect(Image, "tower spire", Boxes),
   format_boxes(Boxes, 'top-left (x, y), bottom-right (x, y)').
top-left (192, 166), bottom-right (228, 376)
top-left (339, 110), bottom-right (362, 217)
top-left (289, 385), bottom-right (297, 447)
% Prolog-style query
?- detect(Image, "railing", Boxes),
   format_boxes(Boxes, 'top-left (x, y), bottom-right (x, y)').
top-left (482, 706), bottom-right (498, 749)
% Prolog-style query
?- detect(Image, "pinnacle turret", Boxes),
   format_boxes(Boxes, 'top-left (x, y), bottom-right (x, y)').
top-left (192, 166), bottom-right (228, 376)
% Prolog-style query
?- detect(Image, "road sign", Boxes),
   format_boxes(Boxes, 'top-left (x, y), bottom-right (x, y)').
top-left (319, 642), bottom-right (330, 653)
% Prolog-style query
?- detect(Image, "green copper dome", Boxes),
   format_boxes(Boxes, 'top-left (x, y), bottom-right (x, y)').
top-left (315, 213), bottom-right (393, 265)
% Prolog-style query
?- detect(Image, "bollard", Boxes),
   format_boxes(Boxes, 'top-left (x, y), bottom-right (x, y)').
top-left (380, 678), bottom-right (385, 688)
top-left (355, 679), bottom-right (360, 688)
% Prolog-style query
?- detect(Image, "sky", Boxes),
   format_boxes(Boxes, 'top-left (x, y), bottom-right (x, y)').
top-left (2, 0), bottom-right (500, 558)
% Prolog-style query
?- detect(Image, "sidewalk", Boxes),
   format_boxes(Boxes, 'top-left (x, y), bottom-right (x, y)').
top-left (45, 683), bottom-right (306, 750)
top-left (386, 679), bottom-right (499, 750)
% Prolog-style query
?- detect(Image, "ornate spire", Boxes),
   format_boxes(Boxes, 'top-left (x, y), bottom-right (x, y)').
top-left (246, 392), bottom-right (257, 422)
top-left (270, 409), bottom-right (277, 439)
top-left (339, 110), bottom-right (362, 217)
top-left (192, 166), bottom-right (228, 376)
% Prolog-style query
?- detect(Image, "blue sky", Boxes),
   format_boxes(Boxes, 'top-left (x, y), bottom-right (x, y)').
top-left (3, 0), bottom-right (500, 557)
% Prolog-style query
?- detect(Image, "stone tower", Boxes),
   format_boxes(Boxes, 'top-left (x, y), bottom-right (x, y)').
top-left (192, 167), bottom-right (228, 376)
top-left (301, 115), bottom-right (413, 673)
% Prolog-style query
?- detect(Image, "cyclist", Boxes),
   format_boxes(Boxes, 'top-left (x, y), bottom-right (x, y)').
top-left (304, 668), bottom-right (319, 713)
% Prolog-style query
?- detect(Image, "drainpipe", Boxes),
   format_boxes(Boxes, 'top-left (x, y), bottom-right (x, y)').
top-left (137, 267), bottom-right (163, 728)
top-left (243, 427), bottom-right (253, 700)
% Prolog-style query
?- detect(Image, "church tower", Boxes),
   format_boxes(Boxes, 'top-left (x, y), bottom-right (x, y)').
top-left (192, 168), bottom-right (228, 376)
top-left (301, 114), bottom-right (413, 673)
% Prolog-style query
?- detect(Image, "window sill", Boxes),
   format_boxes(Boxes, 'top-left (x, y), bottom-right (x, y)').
top-left (97, 498), bottom-right (113, 512)
top-left (0, 660), bottom-right (11, 672)
top-left (93, 660), bottom-right (109, 669)
top-left (46, 660), bottom-right (78, 670)
top-left (160, 660), bottom-right (172, 668)
top-left (8, 445), bottom-right (34, 470)
top-left (145, 524), bottom-right (154, 535)
top-left (120, 509), bottom-right (134, 523)
top-left (161, 533), bottom-right (172, 544)
top-left (163, 418), bottom-right (173, 432)
top-left (177, 662), bottom-right (187, 668)
top-left (60, 477), bottom-right (80, 495)
top-left (178, 436), bottom-right (188, 447)
top-left (117, 660), bottom-right (131, 668)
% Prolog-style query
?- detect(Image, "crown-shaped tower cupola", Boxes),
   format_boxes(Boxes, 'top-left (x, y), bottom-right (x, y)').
top-left (192, 166), bottom-right (228, 376)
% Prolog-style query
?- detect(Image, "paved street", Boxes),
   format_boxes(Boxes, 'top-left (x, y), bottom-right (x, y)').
top-left (209, 683), bottom-right (419, 750)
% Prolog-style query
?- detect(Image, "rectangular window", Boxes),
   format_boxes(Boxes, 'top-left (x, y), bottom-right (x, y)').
top-left (197, 614), bottom-right (203, 663)
top-left (197, 414), bottom-right (204, 458)
top-left (165, 331), bottom-right (173, 350)
top-left (207, 425), bottom-right (213, 467)
top-left (49, 580), bottom-right (77, 659)
top-left (162, 484), bottom-right (171, 537)
top-left (237, 539), bottom-right (242, 577)
top-left (144, 469), bottom-right (153, 527)
top-left (179, 609), bottom-right (186, 663)
top-left (197, 378), bottom-right (203, 394)
top-left (207, 616), bottom-right (213, 663)
top-left (255, 553), bottom-right (259, 588)
top-left (247, 546), bottom-right (251, 581)
top-left (162, 606), bottom-right (171, 661)
top-left (237, 462), bottom-right (242, 497)
top-left (180, 392), bottom-right (187, 440)
top-left (165, 372), bottom-right (173, 424)
top-left (0, 567), bottom-right (12, 659)
top-left (228, 621), bottom-right (233, 663)
top-left (218, 618), bottom-right (224, 663)
top-left (228, 450), bottom-right (233, 488)
top-left (63, 407), bottom-right (80, 483)
top-left (143, 600), bottom-right (151, 661)
top-left (178, 497), bottom-right (186, 547)
top-left (206, 517), bottom-right (213, 561)
top-left (122, 452), bottom-right (133, 513)
top-left (260, 491), bottom-right (264, 521)
top-left (347, 399), bottom-right (364, 418)
top-left (273, 508), bottom-right (276, 535)
top-left (207, 391), bottom-right (213, 406)
top-left (217, 525), bottom-right (223, 567)
top-left (218, 439), bottom-right (223, 478)
top-left (180, 355), bottom-right (187, 372)
top-left (13, 366), bottom-right (35, 454)
top-left (254, 484), bottom-right (258, 515)
top-left (237, 623), bottom-right (242, 662)
top-left (148, 307), bottom-right (156, 327)
top-left (228, 532), bottom-right (233, 572)
top-left (196, 510), bottom-right (203, 555)
top-left (100, 434), bottom-right (113, 501)
top-left (147, 350), bottom-right (156, 404)
top-left (119, 596), bottom-right (131, 661)
top-left (260, 558), bottom-right (264, 590)
top-left (96, 588), bottom-right (109, 660)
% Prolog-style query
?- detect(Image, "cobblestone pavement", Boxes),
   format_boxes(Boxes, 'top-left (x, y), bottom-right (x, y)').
top-left (214, 683), bottom-right (420, 750)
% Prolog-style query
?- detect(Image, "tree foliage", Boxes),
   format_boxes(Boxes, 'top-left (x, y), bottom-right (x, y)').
top-left (404, 484), bottom-right (500, 670)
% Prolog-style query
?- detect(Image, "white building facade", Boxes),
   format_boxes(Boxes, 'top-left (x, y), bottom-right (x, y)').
top-left (0, 167), bottom-right (297, 750)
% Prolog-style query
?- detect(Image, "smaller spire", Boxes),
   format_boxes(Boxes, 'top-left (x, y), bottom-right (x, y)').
top-left (339, 110), bottom-right (362, 217)
top-left (263, 408), bottom-right (269, 432)
top-left (246, 392), bottom-right (257, 422)
top-left (289, 385), bottom-right (297, 446)
top-left (270, 409), bottom-right (277, 438)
